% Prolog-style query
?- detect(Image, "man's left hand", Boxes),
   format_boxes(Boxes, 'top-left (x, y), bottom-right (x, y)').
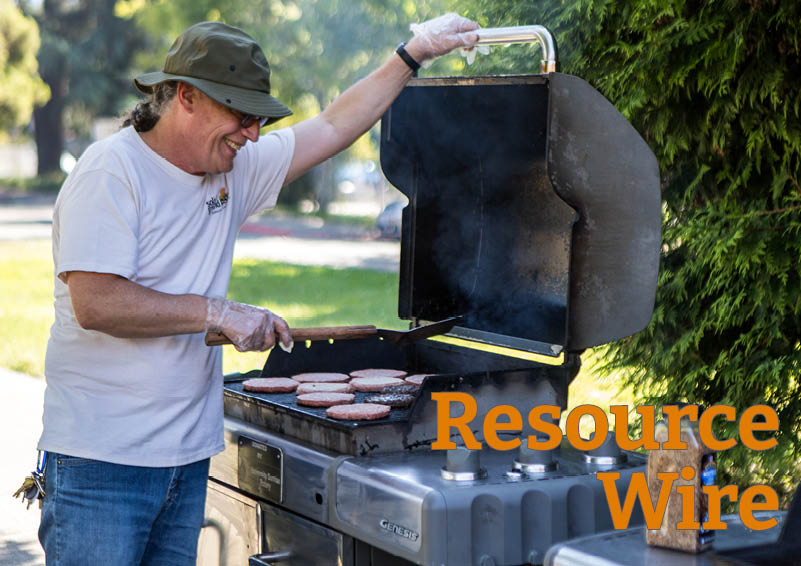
top-left (406, 13), bottom-right (480, 66)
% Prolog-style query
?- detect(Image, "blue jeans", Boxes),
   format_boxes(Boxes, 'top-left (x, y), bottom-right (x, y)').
top-left (39, 453), bottom-right (210, 566)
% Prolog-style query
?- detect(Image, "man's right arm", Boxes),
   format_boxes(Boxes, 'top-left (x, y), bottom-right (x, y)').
top-left (66, 271), bottom-right (207, 338)
top-left (66, 271), bottom-right (292, 351)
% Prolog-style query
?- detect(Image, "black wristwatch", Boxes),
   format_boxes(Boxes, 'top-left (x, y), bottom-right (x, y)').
top-left (396, 42), bottom-right (421, 73)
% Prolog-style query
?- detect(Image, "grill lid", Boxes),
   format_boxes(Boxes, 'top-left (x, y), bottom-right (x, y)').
top-left (380, 73), bottom-right (660, 355)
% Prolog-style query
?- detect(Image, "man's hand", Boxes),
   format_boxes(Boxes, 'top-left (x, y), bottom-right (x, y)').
top-left (205, 297), bottom-right (293, 352)
top-left (406, 13), bottom-right (479, 66)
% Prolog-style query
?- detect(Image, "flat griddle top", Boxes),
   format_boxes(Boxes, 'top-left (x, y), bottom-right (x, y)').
top-left (223, 376), bottom-right (419, 430)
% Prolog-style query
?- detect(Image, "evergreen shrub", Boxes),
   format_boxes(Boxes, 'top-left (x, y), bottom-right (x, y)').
top-left (460, 0), bottom-right (801, 504)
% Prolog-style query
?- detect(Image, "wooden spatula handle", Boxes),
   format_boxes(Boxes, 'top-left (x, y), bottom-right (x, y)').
top-left (292, 325), bottom-right (377, 341)
top-left (205, 325), bottom-right (378, 346)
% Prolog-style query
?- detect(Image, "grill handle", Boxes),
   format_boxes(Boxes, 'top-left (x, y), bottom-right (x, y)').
top-left (475, 25), bottom-right (558, 73)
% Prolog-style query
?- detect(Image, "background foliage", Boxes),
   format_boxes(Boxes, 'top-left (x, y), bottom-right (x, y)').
top-left (462, 0), bottom-right (801, 504)
top-left (0, 0), bottom-right (49, 135)
top-left (19, 0), bottom-right (148, 173)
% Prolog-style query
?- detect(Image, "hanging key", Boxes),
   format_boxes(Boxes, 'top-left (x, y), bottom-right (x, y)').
top-left (12, 472), bottom-right (45, 510)
top-left (13, 475), bottom-right (39, 509)
top-left (23, 483), bottom-right (40, 509)
top-left (12, 452), bottom-right (48, 510)
top-left (12, 475), bottom-right (36, 501)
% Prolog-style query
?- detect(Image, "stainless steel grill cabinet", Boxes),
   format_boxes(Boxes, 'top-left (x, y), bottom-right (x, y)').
top-left (199, 25), bottom-right (661, 566)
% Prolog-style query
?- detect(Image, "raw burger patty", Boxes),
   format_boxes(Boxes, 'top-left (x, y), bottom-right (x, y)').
top-left (364, 393), bottom-right (416, 407)
top-left (350, 376), bottom-right (405, 392)
top-left (296, 392), bottom-right (355, 407)
top-left (296, 382), bottom-right (354, 395)
top-left (326, 403), bottom-right (391, 421)
top-left (349, 368), bottom-right (408, 379)
top-left (291, 372), bottom-right (350, 383)
top-left (405, 374), bottom-right (435, 385)
top-left (242, 377), bottom-right (298, 393)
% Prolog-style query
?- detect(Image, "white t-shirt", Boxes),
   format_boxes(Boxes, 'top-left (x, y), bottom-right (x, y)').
top-left (38, 125), bottom-right (295, 467)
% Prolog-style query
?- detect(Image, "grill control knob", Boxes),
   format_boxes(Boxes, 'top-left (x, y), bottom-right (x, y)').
top-left (441, 447), bottom-right (487, 481)
top-left (583, 429), bottom-right (627, 466)
top-left (514, 442), bottom-right (557, 473)
top-left (504, 469), bottom-right (525, 481)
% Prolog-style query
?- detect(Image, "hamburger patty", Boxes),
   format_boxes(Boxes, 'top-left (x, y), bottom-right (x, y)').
top-left (296, 382), bottom-right (354, 395)
top-left (296, 392), bottom-right (355, 407)
top-left (291, 372), bottom-right (350, 383)
top-left (326, 403), bottom-right (391, 421)
top-left (349, 368), bottom-right (408, 379)
top-left (242, 377), bottom-right (298, 393)
top-left (405, 374), bottom-right (435, 385)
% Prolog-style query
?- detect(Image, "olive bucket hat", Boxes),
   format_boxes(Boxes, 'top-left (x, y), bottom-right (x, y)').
top-left (134, 21), bottom-right (292, 125)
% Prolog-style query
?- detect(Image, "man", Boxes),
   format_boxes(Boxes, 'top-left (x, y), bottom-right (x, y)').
top-left (36, 14), bottom-right (478, 566)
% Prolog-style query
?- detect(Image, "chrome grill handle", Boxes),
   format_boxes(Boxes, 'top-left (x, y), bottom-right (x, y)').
top-left (475, 25), bottom-right (558, 73)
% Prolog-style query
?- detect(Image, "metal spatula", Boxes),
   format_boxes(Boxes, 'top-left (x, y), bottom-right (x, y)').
top-left (204, 316), bottom-right (462, 347)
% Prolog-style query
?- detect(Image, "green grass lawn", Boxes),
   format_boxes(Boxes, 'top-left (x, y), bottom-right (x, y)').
top-left (0, 240), bottom-right (632, 428)
top-left (0, 241), bottom-right (54, 376)
top-left (222, 258), bottom-right (404, 374)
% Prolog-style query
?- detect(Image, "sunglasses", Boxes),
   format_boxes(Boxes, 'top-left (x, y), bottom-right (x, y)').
top-left (227, 106), bottom-right (269, 129)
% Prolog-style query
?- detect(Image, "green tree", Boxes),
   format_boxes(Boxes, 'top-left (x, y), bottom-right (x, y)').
top-left (0, 0), bottom-right (49, 135)
top-left (21, 0), bottom-right (148, 174)
top-left (461, 0), bottom-right (801, 504)
top-left (131, 0), bottom-right (453, 111)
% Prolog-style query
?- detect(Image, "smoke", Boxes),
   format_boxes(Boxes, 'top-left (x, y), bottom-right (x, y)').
top-left (384, 78), bottom-right (576, 349)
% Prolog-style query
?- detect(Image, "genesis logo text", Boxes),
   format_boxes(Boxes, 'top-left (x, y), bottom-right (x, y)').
top-left (379, 519), bottom-right (419, 542)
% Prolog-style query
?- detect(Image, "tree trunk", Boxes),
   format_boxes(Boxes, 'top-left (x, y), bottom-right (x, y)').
top-left (33, 0), bottom-right (70, 176)
top-left (33, 71), bottom-right (66, 175)
top-left (308, 90), bottom-right (337, 212)
top-left (316, 159), bottom-right (336, 213)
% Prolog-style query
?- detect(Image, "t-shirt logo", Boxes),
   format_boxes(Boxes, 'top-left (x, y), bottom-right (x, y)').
top-left (206, 187), bottom-right (229, 215)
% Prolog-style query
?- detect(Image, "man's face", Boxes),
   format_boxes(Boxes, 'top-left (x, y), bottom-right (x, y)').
top-left (190, 92), bottom-right (261, 175)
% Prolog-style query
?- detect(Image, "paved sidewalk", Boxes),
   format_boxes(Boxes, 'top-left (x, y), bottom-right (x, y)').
top-left (0, 191), bottom-right (400, 272)
top-left (234, 232), bottom-right (399, 272)
top-left (0, 192), bottom-right (56, 241)
top-left (0, 369), bottom-right (45, 566)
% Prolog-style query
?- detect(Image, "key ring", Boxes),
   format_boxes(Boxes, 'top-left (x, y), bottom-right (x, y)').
top-left (36, 451), bottom-right (47, 475)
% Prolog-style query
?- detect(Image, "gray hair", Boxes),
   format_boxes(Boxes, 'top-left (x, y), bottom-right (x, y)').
top-left (121, 81), bottom-right (179, 132)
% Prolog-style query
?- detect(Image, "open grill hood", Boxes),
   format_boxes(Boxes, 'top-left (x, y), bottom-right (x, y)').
top-left (380, 73), bottom-right (661, 356)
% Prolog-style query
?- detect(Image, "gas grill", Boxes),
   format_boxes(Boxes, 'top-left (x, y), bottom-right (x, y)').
top-left (198, 25), bottom-right (661, 566)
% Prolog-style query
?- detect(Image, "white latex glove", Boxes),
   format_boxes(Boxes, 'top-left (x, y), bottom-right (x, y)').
top-left (205, 297), bottom-right (293, 353)
top-left (408, 13), bottom-right (480, 68)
